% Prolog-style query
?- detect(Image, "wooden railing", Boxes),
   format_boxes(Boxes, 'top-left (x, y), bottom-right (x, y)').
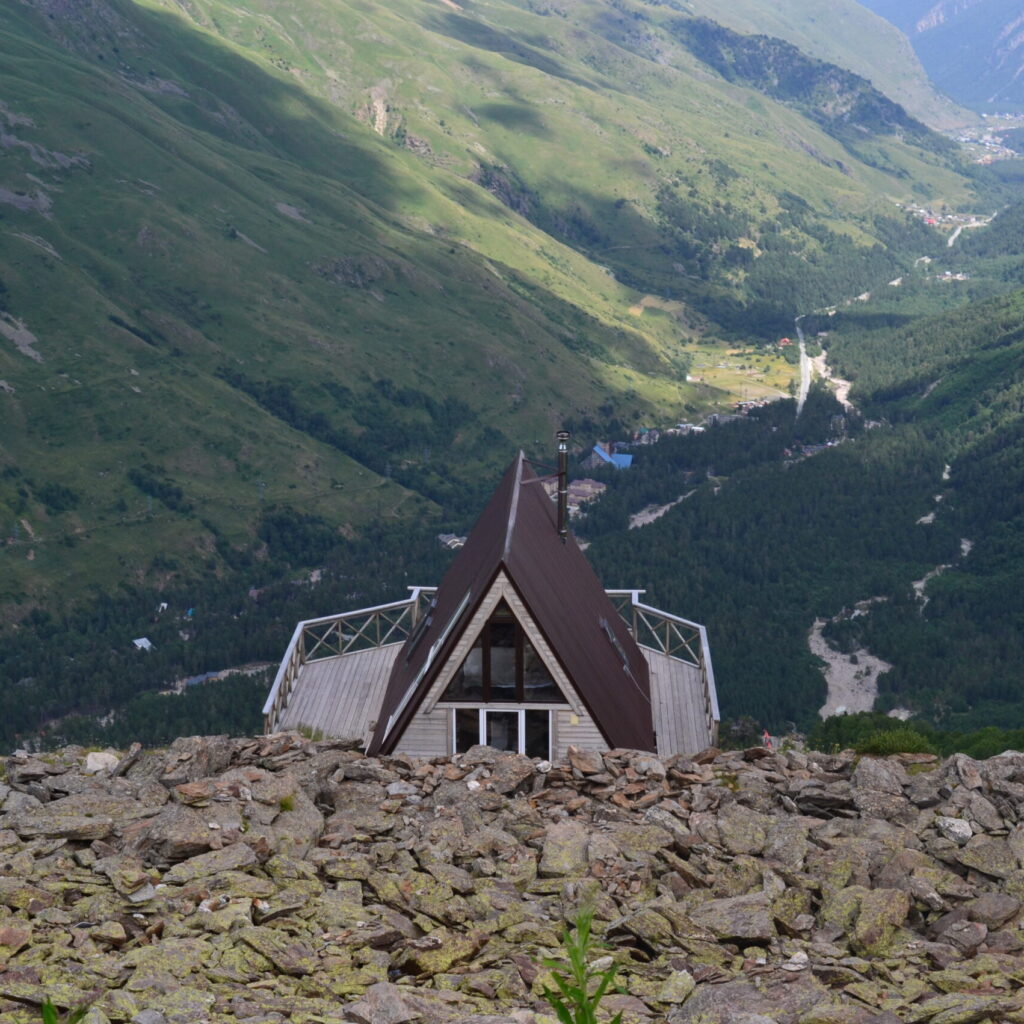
top-left (607, 589), bottom-right (720, 745)
top-left (262, 587), bottom-right (436, 734)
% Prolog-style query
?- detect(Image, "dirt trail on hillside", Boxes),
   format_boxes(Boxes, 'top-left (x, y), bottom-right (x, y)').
top-left (628, 490), bottom-right (696, 529)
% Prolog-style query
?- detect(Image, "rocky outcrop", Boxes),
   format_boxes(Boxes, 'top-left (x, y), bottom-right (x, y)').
top-left (2, 737), bottom-right (1024, 1023)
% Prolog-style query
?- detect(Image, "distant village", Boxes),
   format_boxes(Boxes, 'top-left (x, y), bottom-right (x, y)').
top-left (901, 203), bottom-right (992, 234)
top-left (948, 114), bottom-right (1024, 163)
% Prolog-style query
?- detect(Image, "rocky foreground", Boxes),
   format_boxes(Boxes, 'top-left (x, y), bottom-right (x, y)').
top-left (2, 737), bottom-right (1024, 1023)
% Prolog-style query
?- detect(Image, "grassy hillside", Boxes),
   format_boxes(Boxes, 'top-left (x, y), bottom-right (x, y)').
top-left (0, 0), bottom-right (987, 616)
top-left (0, 0), bottom-right (677, 609)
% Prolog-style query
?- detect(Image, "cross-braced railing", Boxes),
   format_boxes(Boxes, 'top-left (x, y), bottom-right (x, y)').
top-left (607, 589), bottom-right (720, 745)
top-left (263, 587), bottom-right (436, 733)
top-left (304, 602), bottom-right (414, 661)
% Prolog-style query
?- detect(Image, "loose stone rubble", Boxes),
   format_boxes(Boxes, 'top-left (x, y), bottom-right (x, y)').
top-left (2, 736), bottom-right (1024, 1023)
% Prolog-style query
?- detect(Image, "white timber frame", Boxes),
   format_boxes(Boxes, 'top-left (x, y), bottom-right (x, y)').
top-left (451, 707), bottom-right (554, 760)
top-left (421, 571), bottom-right (583, 716)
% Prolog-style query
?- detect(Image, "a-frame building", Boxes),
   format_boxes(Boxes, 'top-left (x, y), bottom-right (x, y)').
top-left (368, 451), bottom-right (655, 757)
top-left (265, 452), bottom-right (718, 759)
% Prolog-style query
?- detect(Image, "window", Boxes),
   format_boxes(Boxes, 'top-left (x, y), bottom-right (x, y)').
top-left (442, 601), bottom-right (566, 703)
top-left (453, 708), bottom-right (551, 759)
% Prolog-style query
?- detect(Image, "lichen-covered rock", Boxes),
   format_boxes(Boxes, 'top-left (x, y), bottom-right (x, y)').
top-left (0, 878), bottom-right (56, 911)
top-left (237, 926), bottom-right (317, 976)
top-left (853, 756), bottom-right (908, 794)
top-left (798, 1002), bottom-right (877, 1024)
top-left (689, 893), bottom-right (777, 943)
top-left (668, 972), bottom-right (830, 1024)
top-left (9, 810), bottom-right (115, 841)
top-left (763, 815), bottom-right (814, 869)
top-left (134, 804), bottom-right (219, 862)
top-left (656, 968), bottom-right (696, 1004)
top-left (392, 927), bottom-right (488, 974)
top-left (345, 981), bottom-right (430, 1024)
top-left (851, 887), bottom-right (911, 955)
top-left (163, 840), bottom-right (257, 883)
top-left (608, 906), bottom-right (677, 948)
top-left (957, 834), bottom-right (1018, 879)
top-left (715, 801), bottom-right (771, 856)
top-left (538, 819), bottom-right (589, 877)
top-left (905, 993), bottom-right (1007, 1024)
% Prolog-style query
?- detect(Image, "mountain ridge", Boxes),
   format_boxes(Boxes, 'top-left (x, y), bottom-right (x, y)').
top-left (685, 0), bottom-right (971, 128)
top-left (859, 0), bottom-right (1024, 111)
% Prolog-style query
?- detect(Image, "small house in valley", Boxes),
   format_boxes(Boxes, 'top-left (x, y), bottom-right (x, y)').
top-left (583, 442), bottom-right (633, 470)
top-left (265, 444), bottom-right (718, 758)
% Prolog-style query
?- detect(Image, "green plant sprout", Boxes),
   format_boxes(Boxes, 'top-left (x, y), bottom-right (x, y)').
top-left (40, 999), bottom-right (88, 1024)
top-left (541, 906), bottom-right (623, 1024)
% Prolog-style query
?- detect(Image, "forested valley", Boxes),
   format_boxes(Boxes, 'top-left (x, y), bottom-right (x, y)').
top-left (579, 212), bottom-right (1024, 743)
top-left (5, 0), bottom-right (1024, 753)
top-left (0, 521), bottom-right (452, 750)
top-left (8, 197), bottom-right (1024, 752)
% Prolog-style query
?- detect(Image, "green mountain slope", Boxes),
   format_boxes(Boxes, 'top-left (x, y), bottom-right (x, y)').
top-left (686, 0), bottom-right (971, 128)
top-left (0, 0), bottom-right (679, 607)
top-left (0, 0), bottom-right (986, 615)
top-left (819, 289), bottom-right (1024, 729)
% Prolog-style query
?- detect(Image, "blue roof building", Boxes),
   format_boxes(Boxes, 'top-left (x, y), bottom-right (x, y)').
top-left (591, 444), bottom-right (633, 469)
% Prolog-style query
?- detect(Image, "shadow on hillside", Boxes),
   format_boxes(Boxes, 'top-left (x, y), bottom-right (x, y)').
top-left (424, 12), bottom-right (594, 88)
top-left (58, 1), bottom-right (407, 213)
top-left (474, 102), bottom-right (551, 137)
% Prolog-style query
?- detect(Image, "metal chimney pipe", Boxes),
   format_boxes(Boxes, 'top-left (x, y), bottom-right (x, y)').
top-left (556, 430), bottom-right (570, 543)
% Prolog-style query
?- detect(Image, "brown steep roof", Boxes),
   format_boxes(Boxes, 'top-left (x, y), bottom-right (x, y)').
top-left (367, 452), bottom-right (653, 755)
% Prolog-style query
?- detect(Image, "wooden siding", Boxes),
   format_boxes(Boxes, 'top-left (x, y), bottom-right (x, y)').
top-left (554, 708), bottom-right (607, 758)
top-left (395, 708), bottom-right (449, 759)
top-left (277, 644), bottom-right (401, 743)
top-left (644, 647), bottom-right (713, 756)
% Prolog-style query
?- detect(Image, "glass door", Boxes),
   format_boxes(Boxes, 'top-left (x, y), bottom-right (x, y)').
top-left (485, 710), bottom-right (519, 752)
top-left (452, 709), bottom-right (551, 759)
